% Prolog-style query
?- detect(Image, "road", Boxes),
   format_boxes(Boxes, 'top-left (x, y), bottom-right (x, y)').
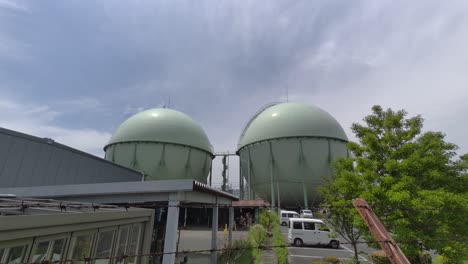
top-left (279, 226), bottom-right (371, 263)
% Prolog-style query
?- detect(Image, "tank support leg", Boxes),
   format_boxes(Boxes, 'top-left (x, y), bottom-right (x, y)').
top-left (270, 160), bottom-right (276, 210)
top-left (302, 182), bottom-right (308, 209)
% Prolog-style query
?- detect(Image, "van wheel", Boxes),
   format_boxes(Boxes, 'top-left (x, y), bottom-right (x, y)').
top-left (281, 222), bottom-right (287, 226)
top-left (330, 240), bottom-right (339, 249)
top-left (294, 238), bottom-right (303, 247)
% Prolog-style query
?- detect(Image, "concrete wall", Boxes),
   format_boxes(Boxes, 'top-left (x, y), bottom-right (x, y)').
top-left (0, 127), bottom-right (142, 188)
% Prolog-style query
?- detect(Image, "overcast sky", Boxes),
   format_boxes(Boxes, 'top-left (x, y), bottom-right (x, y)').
top-left (1, 0), bottom-right (467, 187)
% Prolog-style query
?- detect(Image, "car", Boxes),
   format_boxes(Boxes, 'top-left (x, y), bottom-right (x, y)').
top-left (279, 210), bottom-right (300, 226)
top-left (288, 218), bottom-right (339, 249)
top-left (299, 209), bottom-right (313, 218)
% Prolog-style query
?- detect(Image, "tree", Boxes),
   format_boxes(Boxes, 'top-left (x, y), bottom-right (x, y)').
top-left (321, 105), bottom-right (468, 263)
top-left (319, 158), bottom-right (365, 262)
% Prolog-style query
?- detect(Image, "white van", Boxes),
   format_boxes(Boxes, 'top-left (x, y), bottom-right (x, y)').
top-left (279, 210), bottom-right (300, 226)
top-left (288, 218), bottom-right (339, 249)
top-left (299, 209), bottom-right (313, 218)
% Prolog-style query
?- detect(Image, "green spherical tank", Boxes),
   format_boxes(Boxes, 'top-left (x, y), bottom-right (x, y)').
top-left (104, 108), bottom-right (213, 182)
top-left (238, 102), bottom-right (348, 208)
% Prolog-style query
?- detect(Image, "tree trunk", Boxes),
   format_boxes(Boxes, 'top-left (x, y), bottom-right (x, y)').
top-left (353, 242), bottom-right (360, 263)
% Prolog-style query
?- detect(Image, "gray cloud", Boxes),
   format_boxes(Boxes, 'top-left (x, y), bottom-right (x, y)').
top-left (1, 0), bottom-right (467, 184)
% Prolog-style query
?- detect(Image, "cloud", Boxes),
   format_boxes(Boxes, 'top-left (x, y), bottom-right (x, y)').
top-left (0, 98), bottom-right (111, 157)
top-left (0, 0), bottom-right (467, 186)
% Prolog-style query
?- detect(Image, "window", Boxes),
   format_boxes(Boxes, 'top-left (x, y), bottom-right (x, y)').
top-left (30, 237), bottom-right (67, 263)
top-left (69, 235), bottom-right (94, 264)
top-left (126, 224), bottom-right (141, 264)
top-left (293, 222), bottom-right (302, 230)
top-left (303, 222), bottom-right (315, 230)
top-left (287, 213), bottom-right (293, 218)
top-left (115, 227), bottom-right (130, 264)
top-left (281, 213), bottom-right (286, 217)
top-left (6, 245), bottom-right (28, 264)
top-left (50, 239), bottom-right (67, 261)
top-left (31, 241), bottom-right (50, 263)
top-left (316, 224), bottom-right (330, 232)
top-left (94, 230), bottom-right (116, 264)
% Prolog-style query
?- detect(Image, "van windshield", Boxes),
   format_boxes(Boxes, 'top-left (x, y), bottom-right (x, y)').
top-left (303, 210), bottom-right (312, 214)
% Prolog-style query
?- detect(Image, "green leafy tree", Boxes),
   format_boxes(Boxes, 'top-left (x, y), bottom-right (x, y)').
top-left (322, 105), bottom-right (468, 263)
top-left (319, 158), bottom-right (364, 262)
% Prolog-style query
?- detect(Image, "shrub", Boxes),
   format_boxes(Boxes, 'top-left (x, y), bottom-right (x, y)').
top-left (369, 251), bottom-right (391, 264)
top-left (218, 240), bottom-right (252, 264)
top-left (248, 224), bottom-right (267, 264)
top-left (271, 223), bottom-right (288, 264)
top-left (323, 256), bottom-right (340, 264)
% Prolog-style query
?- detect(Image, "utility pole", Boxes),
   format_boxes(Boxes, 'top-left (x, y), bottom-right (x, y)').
top-left (353, 198), bottom-right (410, 264)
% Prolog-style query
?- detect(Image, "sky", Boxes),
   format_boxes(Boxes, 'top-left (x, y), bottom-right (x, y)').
top-left (1, 0), bottom-right (467, 187)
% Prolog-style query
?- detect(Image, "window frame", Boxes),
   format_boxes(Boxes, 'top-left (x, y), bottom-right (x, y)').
top-left (29, 233), bottom-right (70, 263)
top-left (67, 229), bottom-right (97, 264)
top-left (292, 221), bottom-right (303, 230)
top-left (92, 227), bottom-right (117, 264)
top-left (0, 238), bottom-right (33, 264)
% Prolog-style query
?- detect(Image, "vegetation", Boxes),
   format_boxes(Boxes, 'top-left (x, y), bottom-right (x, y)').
top-left (311, 256), bottom-right (341, 264)
top-left (369, 250), bottom-right (391, 264)
top-left (218, 239), bottom-right (253, 264)
top-left (259, 209), bottom-right (288, 264)
top-left (247, 224), bottom-right (268, 264)
top-left (320, 106), bottom-right (468, 263)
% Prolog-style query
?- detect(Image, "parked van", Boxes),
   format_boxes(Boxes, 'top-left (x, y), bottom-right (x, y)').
top-left (288, 218), bottom-right (339, 248)
top-left (299, 209), bottom-right (313, 218)
top-left (279, 210), bottom-right (300, 226)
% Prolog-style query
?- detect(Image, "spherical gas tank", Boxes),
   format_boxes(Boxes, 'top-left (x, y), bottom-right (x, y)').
top-left (104, 108), bottom-right (213, 182)
top-left (238, 102), bottom-right (348, 208)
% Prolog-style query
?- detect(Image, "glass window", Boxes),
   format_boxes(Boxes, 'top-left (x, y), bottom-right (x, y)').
top-left (126, 225), bottom-right (141, 264)
top-left (115, 227), bottom-right (130, 264)
top-left (50, 239), bottom-right (67, 261)
top-left (293, 222), bottom-right (302, 230)
top-left (316, 224), bottom-right (330, 232)
top-left (6, 245), bottom-right (28, 264)
top-left (94, 230), bottom-right (115, 264)
top-left (303, 222), bottom-right (315, 230)
top-left (70, 235), bottom-right (93, 264)
top-left (31, 241), bottom-right (50, 263)
top-left (287, 213), bottom-right (293, 218)
top-left (281, 213), bottom-right (286, 217)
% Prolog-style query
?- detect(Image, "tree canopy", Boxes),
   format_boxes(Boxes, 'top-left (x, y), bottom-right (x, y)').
top-left (320, 105), bottom-right (467, 263)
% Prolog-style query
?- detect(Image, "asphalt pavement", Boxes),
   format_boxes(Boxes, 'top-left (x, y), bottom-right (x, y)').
top-left (279, 226), bottom-right (371, 263)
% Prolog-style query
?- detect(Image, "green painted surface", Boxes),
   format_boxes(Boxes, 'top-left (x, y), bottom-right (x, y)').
top-left (239, 138), bottom-right (348, 207)
top-left (105, 108), bottom-right (212, 183)
top-left (105, 108), bottom-right (213, 154)
top-left (238, 103), bottom-right (348, 207)
top-left (238, 103), bottom-right (348, 150)
top-left (105, 142), bottom-right (211, 182)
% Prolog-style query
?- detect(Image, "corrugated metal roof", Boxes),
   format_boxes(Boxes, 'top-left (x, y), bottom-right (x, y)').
top-left (0, 127), bottom-right (142, 188)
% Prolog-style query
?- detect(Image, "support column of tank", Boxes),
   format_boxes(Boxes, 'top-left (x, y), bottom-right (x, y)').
top-left (209, 163), bottom-right (213, 187)
top-left (247, 151), bottom-right (252, 200)
top-left (269, 142), bottom-right (276, 210)
top-left (239, 158), bottom-right (244, 200)
top-left (302, 182), bottom-right (309, 209)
